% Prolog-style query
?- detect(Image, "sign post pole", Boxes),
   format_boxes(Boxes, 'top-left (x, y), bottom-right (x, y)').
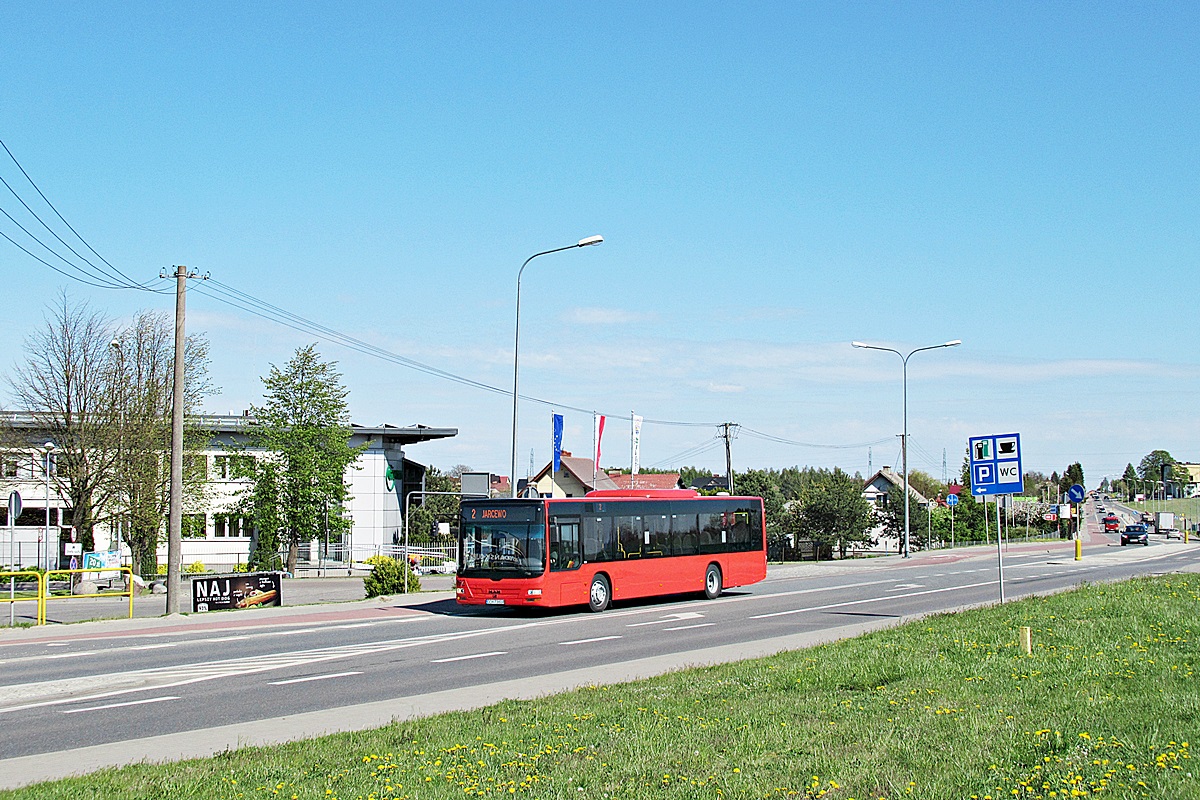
top-left (969, 433), bottom-right (1023, 604)
top-left (945, 491), bottom-right (959, 548)
top-left (996, 497), bottom-right (1005, 603)
top-left (8, 492), bottom-right (21, 626)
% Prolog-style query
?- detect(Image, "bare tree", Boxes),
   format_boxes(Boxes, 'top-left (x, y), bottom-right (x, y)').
top-left (5, 291), bottom-right (119, 550)
top-left (109, 310), bottom-right (213, 577)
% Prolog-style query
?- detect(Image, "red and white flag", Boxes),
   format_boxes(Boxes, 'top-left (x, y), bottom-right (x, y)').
top-left (593, 414), bottom-right (606, 470)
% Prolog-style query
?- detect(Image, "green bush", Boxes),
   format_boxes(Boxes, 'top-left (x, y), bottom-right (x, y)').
top-left (155, 562), bottom-right (207, 575)
top-left (363, 555), bottom-right (420, 597)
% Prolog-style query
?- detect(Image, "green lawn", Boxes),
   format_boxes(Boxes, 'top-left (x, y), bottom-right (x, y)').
top-left (4, 574), bottom-right (1197, 800)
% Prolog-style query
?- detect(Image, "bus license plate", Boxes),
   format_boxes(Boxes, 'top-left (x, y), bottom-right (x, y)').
top-left (485, 599), bottom-right (505, 605)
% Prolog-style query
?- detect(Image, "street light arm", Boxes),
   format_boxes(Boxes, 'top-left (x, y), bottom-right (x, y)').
top-left (511, 236), bottom-right (604, 498)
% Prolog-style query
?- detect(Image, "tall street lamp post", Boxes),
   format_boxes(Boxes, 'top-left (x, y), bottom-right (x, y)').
top-left (852, 340), bottom-right (961, 557)
top-left (510, 236), bottom-right (603, 498)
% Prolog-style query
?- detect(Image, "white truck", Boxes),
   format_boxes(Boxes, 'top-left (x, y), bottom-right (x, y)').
top-left (1155, 511), bottom-right (1175, 534)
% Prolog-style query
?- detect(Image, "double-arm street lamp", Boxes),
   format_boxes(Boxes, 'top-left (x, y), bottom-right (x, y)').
top-left (510, 236), bottom-right (604, 498)
top-left (852, 339), bottom-right (961, 557)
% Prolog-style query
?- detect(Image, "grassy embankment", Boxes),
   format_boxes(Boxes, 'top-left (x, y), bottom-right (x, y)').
top-left (1127, 498), bottom-right (1199, 529)
top-left (3, 574), bottom-right (1197, 800)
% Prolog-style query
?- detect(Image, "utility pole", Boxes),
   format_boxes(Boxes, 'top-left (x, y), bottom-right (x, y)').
top-left (721, 423), bottom-right (737, 493)
top-left (163, 265), bottom-right (202, 615)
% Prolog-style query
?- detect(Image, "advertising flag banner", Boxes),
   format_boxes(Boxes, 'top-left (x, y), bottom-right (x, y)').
top-left (631, 413), bottom-right (643, 475)
top-left (552, 413), bottom-right (564, 473)
top-left (593, 414), bottom-right (606, 470)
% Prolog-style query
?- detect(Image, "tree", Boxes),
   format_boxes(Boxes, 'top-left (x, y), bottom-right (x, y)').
top-left (1138, 450), bottom-right (1174, 482)
top-left (1121, 463), bottom-right (1138, 500)
top-left (242, 345), bottom-right (364, 573)
top-left (1058, 462), bottom-right (1085, 494)
top-left (734, 469), bottom-right (786, 537)
top-left (5, 292), bottom-right (118, 551)
top-left (791, 468), bottom-right (875, 559)
top-left (905, 469), bottom-right (945, 503)
top-left (108, 311), bottom-right (213, 577)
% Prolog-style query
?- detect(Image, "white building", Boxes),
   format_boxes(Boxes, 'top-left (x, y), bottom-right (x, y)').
top-left (1, 412), bottom-right (456, 571)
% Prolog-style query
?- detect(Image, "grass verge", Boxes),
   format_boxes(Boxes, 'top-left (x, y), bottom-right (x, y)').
top-left (3, 574), bottom-right (1197, 799)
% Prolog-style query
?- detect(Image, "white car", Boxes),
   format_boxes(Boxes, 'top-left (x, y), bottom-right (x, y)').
top-left (1165, 529), bottom-right (1182, 540)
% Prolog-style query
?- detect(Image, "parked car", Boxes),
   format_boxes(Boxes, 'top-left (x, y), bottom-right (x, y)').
top-left (1121, 524), bottom-right (1149, 546)
top-left (1103, 515), bottom-right (1120, 532)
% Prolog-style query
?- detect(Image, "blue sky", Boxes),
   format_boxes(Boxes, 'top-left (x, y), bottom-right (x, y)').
top-left (2, 3), bottom-right (1198, 487)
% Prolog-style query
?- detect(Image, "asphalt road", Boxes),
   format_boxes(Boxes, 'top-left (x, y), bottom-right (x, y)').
top-left (0, 532), bottom-right (1197, 788)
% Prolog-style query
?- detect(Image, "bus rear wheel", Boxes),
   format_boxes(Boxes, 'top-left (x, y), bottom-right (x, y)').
top-left (704, 564), bottom-right (723, 600)
top-left (588, 574), bottom-right (611, 612)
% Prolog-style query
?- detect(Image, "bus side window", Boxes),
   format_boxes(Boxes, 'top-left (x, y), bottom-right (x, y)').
top-left (549, 516), bottom-right (581, 571)
top-left (583, 515), bottom-right (614, 562)
top-left (699, 511), bottom-right (725, 554)
top-left (730, 510), bottom-right (752, 551)
top-left (672, 512), bottom-right (699, 556)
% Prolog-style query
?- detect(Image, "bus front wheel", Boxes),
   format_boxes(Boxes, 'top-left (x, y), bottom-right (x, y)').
top-left (704, 564), bottom-right (723, 600)
top-left (588, 574), bottom-right (611, 612)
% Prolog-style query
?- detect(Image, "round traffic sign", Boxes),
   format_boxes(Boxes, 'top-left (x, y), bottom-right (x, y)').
top-left (7, 491), bottom-right (20, 521)
top-left (1067, 484), bottom-right (1085, 503)
top-left (946, 494), bottom-right (959, 507)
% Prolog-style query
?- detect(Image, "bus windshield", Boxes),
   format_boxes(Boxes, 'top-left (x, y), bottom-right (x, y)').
top-left (460, 503), bottom-right (545, 578)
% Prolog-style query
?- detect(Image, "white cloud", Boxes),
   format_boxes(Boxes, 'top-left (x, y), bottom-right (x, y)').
top-left (562, 307), bottom-right (657, 325)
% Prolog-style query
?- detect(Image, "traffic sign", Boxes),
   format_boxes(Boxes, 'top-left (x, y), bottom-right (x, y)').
top-left (7, 491), bottom-right (20, 522)
top-left (1043, 513), bottom-right (1058, 521)
top-left (1067, 484), bottom-right (1085, 503)
top-left (968, 433), bottom-right (1023, 496)
top-left (945, 494), bottom-right (959, 507)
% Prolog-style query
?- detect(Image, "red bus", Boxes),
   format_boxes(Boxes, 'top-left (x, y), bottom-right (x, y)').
top-left (456, 489), bottom-right (766, 611)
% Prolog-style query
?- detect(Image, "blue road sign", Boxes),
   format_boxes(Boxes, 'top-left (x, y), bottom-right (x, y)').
top-left (946, 493), bottom-right (959, 507)
top-left (968, 433), bottom-right (1023, 496)
top-left (1067, 484), bottom-right (1085, 504)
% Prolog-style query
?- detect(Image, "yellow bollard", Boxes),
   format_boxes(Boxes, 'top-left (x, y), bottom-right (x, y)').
top-left (1074, 539), bottom-right (1082, 560)
top-left (1020, 626), bottom-right (1032, 656)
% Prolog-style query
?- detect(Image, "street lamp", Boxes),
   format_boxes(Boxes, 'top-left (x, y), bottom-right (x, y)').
top-left (42, 441), bottom-right (56, 573)
top-left (852, 339), bottom-right (961, 557)
top-left (510, 236), bottom-right (604, 498)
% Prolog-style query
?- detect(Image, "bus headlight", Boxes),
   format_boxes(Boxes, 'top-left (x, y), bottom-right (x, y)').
top-left (456, 586), bottom-right (465, 594)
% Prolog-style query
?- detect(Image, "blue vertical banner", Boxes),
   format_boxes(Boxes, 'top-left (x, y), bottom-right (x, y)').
top-left (552, 413), bottom-right (564, 473)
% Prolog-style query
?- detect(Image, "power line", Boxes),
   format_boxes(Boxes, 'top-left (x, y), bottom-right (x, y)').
top-left (739, 427), bottom-right (894, 450)
top-left (0, 143), bottom-right (954, 460)
top-left (0, 137), bottom-right (156, 291)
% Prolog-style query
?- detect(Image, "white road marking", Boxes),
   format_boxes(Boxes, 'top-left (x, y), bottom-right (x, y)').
top-left (627, 612), bottom-right (704, 627)
top-left (431, 651), bottom-right (506, 663)
top-left (129, 643), bottom-right (179, 651)
top-left (664, 623), bottom-right (715, 631)
top-left (45, 651), bottom-right (98, 660)
top-left (269, 671), bottom-right (363, 685)
top-left (750, 578), bottom-right (998, 619)
top-left (61, 695), bottom-right (180, 714)
top-left (560, 636), bottom-right (622, 646)
top-left (891, 584), bottom-right (924, 590)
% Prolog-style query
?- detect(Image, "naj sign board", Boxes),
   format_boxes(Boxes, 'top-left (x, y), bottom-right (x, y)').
top-left (968, 433), bottom-right (1023, 496)
top-left (192, 572), bottom-right (283, 612)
